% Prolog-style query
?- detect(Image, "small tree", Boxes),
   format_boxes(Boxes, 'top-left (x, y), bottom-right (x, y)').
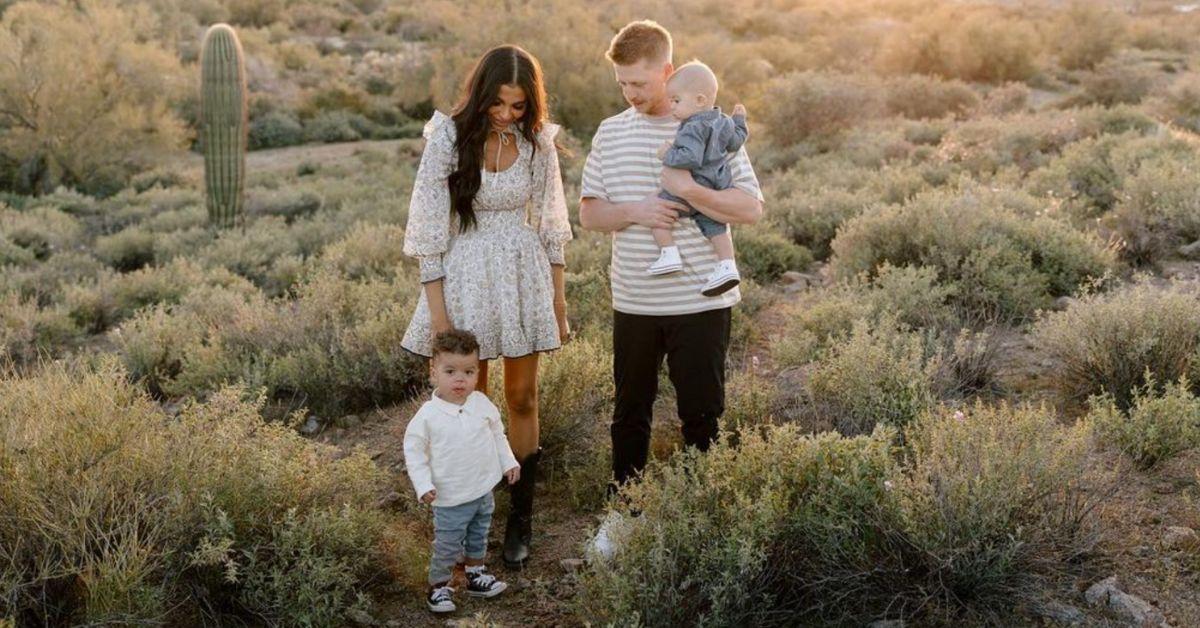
top-left (0, 0), bottom-right (190, 195)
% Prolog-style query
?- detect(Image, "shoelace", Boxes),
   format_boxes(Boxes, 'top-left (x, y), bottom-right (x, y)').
top-left (467, 569), bottom-right (495, 588)
top-left (431, 586), bottom-right (454, 602)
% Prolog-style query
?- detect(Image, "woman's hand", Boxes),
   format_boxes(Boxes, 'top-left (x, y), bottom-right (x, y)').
top-left (504, 465), bottom-right (520, 485)
top-left (420, 489), bottom-right (437, 504)
top-left (554, 299), bottom-right (572, 344)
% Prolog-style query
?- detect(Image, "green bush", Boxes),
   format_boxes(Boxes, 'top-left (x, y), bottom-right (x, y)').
top-left (1088, 375), bottom-right (1200, 469)
top-left (0, 205), bottom-right (85, 261)
top-left (1031, 281), bottom-right (1200, 410)
top-left (1159, 73), bottom-right (1200, 134)
top-left (1108, 156), bottom-right (1200, 264)
top-left (830, 187), bottom-right (1117, 322)
top-left (115, 270), bottom-right (426, 416)
top-left (884, 74), bottom-right (979, 120)
top-left (1079, 62), bottom-right (1153, 107)
top-left (758, 71), bottom-right (885, 145)
top-left (249, 110), bottom-right (305, 149)
top-left (877, 9), bottom-right (1039, 83)
top-left (304, 111), bottom-right (363, 143)
top-left (0, 359), bottom-right (422, 625)
top-left (531, 337), bottom-right (612, 508)
top-left (804, 318), bottom-right (939, 435)
top-left (0, 293), bottom-right (78, 366)
top-left (771, 187), bottom-right (877, 260)
top-left (732, 223), bottom-right (813, 282)
top-left (1051, 3), bottom-right (1127, 71)
top-left (580, 402), bottom-right (1096, 625)
top-left (95, 226), bottom-right (157, 272)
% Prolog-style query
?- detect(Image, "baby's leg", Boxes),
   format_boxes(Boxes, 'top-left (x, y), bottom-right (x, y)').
top-left (709, 231), bottom-right (734, 262)
top-left (652, 226), bottom-right (675, 248)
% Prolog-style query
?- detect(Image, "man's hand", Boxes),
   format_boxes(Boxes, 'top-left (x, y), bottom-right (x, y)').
top-left (660, 167), bottom-right (698, 201)
top-left (732, 103), bottom-right (746, 117)
top-left (420, 489), bottom-right (437, 504)
top-left (627, 194), bottom-right (685, 230)
top-left (504, 466), bottom-right (520, 484)
top-left (657, 140), bottom-right (672, 160)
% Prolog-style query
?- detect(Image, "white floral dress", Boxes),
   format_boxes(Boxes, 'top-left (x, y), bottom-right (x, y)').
top-left (401, 111), bottom-right (573, 360)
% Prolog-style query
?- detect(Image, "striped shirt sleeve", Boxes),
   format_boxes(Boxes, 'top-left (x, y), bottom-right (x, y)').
top-left (728, 147), bottom-right (764, 202)
top-left (580, 126), bottom-right (608, 200)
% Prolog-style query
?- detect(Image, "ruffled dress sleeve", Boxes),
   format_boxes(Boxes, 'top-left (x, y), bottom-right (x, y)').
top-left (528, 123), bottom-right (572, 266)
top-left (403, 110), bottom-right (457, 283)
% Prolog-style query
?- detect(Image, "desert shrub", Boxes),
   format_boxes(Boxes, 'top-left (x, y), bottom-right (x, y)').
top-left (141, 204), bottom-right (208, 233)
top-left (0, 293), bottom-right (78, 366)
top-left (977, 82), bottom-right (1030, 116)
top-left (304, 111), bottom-right (363, 143)
top-left (1108, 155), bottom-right (1200, 264)
top-left (0, 251), bottom-right (105, 306)
top-left (1079, 61), bottom-right (1154, 106)
top-left (0, 360), bottom-right (421, 625)
top-left (1088, 375), bottom-right (1200, 469)
top-left (0, 205), bottom-right (85, 260)
top-left (884, 75), bottom-right (979, 120)
top-left (877, 9), bottom-right (1039, 83)
top-left (249, 110), bottom-right (306, 149)
top-left (732, 223), bottom-right (813, 282)
top-left (1032, 281), bottom-right (1200, 411)
top-left (771, 187), bottom-right (878, 260)
top-left (95, 226), bottom-right (157, 272)
top-left (804, 318), bottom-right (938, 435)
top-left (580, 401), bottom-right (1096, 624)
top-left (758, 71), bottom-right (885, 145)
top-left (115, 270), bottom-right (425, 415)
top-left (896, 402), bottom-right (1097, 612)
top-left (1051, 3), bottom-right (1127, 71)
top-left (937, 107), bottom-right (1156, 176)
top-left (1160, 72), bottom-right (1200, 132)
top-left (197, 217), bottom-right (305, 290)
top-left (65, 259), bottom-right (255, 334)
top-left (564, 267), bottom-right (611, 342)
top-left (247, 189), bottom-right (324, 221)
top-left (532, 337), bottom-right (612, 508)
top-left (129, 167), bottom-right (187, 193)
top-left (830, 188), bottom-right (1117, 322)
top-left (315, 223), bottom-right (409, 281)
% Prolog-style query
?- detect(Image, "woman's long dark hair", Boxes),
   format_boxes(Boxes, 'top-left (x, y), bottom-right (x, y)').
top-left (448, 45), bottom-right (547, 231)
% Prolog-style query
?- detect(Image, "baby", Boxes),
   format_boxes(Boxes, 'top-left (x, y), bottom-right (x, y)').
top-left (651, 60), bottom-right (749, 297)
top-left (403, 329), bottom-right (519, 614)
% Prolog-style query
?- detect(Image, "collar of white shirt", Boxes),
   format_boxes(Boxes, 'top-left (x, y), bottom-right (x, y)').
top-left (429, 390), bottom-right (471, 415)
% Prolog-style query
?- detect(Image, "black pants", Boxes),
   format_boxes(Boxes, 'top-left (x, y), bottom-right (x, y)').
top-left (610, 307), bottom-right (731, 488)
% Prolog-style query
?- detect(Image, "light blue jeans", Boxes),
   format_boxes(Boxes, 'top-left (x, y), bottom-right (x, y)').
top-left (429, 492), bottom-right (495, 585)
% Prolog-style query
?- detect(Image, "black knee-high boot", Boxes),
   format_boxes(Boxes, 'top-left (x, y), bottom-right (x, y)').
top-left (503, 448), bottom-right (541, 569)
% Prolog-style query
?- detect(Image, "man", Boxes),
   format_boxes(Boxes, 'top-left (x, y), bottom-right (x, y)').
top-left (579, 20), bottom-right (764, 537)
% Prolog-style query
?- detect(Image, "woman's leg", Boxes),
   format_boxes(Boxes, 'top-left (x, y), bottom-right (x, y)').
top-left (501, 353), bottom-right (542, 568)
top-left (502, 353), bottom-right (539, 459)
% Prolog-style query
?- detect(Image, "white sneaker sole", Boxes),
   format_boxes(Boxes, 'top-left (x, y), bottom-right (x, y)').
top-left (647, 263), bottom-right (682, 275)
top-left (427, 602), bottom-right (456, 613)
top-left (466, 581), bottom-right (507, 598)
top-left (701, 277), bottom-right (739, 297)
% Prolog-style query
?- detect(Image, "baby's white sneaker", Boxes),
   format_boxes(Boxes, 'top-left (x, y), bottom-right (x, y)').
top-left (647, 246), bottom-right (682, 275)
top-left (701, 260), bottom-right (740, 296)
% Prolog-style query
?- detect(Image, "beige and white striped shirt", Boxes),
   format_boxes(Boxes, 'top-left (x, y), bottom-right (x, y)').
top-left (580, 107), bottom-right (764, 316)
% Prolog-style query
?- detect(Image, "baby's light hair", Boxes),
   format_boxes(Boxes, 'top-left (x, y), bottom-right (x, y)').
top-left (667, 60), bottom-right (718, 103)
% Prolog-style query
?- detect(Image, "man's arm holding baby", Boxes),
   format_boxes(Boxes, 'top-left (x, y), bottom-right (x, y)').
top-left (660, 166), bottom-right (763, 225)
top-left (579, 195), bottom-right (686, 233)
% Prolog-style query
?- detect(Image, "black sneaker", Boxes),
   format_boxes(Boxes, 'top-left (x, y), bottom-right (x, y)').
top-left (427, 583), bottom-right (455, 613)
top-left (464, 566), bottom-right (507, 598)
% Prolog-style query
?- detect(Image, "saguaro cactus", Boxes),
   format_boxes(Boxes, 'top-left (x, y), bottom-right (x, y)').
top-left (200, 23), bottom-right (247, 229)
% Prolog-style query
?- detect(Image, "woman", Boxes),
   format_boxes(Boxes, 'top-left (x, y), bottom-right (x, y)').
top-left (401, 44), bottom-right (572, 569)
